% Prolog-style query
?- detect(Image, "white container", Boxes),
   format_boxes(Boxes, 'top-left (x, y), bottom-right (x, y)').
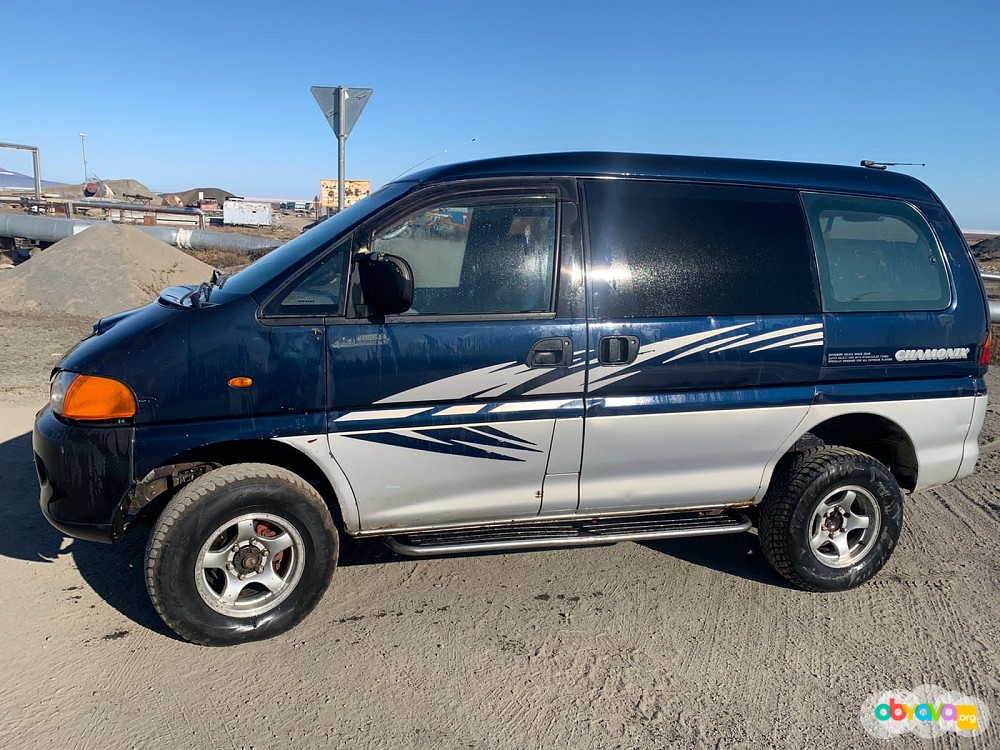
top-left (223, 199), bottom-right (272, 227)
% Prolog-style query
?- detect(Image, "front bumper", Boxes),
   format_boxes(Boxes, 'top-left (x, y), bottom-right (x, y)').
top-left (33, 405), bottom-right (136, 543)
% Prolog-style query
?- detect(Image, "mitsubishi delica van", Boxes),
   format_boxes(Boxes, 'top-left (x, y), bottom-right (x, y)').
top-left (33, 153), bottom-right (991, 645)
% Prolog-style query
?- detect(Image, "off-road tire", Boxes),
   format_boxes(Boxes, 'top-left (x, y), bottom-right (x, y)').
top-left (145, 463), bottom-right (338, 646)
top-left (759, 446), bottom-right (903, 591)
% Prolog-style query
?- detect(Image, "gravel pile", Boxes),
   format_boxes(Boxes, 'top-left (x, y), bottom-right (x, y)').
top-left (43, 178), bottom-right (159, 202)
top-left (972, 236), bottom-right (1000, 263)
top-left (0, 223), bottom-right (212, 319)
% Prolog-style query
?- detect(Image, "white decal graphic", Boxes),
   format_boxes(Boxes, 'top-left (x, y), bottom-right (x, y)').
top-left (490, 399), bottom-right (574, 413)
top-left (589, 323), bottom-right (755, 389)
top-left (335, 407), bottom-right (432, 422)
top-left (662, 332), bottom-right (751, 363)
top-left (750, 331), bottom-right (824, 353)
top-left (522, 365), bottom-right (588, 396)
top-left (709, 323), bottom-right (823, 354)
top-left (590, 322), bottom-right (824, 390)
top-left (375, 360), bottom-right (524, 404)
top-left (373, 323), bottom-right (826, 403)
top-left (436, 404), bottom-right (488, 416)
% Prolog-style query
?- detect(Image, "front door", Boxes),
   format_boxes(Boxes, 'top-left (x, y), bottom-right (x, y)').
top-left (325, 184), bottom-right (587, 532)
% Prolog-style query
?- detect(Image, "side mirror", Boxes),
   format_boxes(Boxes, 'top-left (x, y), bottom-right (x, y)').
top-left (356, 252), bottom-right (414, 316)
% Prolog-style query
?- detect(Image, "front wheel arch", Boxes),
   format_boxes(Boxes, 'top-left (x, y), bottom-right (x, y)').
top-left (134, 437), bottom-right (360, 535)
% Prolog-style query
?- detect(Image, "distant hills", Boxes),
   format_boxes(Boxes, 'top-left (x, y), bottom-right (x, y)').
top-left (0, 166), bottom-right (65, 191)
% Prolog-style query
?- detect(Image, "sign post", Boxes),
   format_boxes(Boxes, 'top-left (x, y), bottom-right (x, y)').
top-left (311, 86), bottom-right (373, 213)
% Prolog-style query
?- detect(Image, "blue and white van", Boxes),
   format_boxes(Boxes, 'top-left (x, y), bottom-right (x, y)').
top-left (33, 153), bottom-right (991, 645)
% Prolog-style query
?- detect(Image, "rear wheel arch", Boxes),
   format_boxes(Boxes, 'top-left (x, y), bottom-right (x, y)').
top-left (759, 411), bottom-right (919, 500)
top-left (803, 413), bottom-right (918, 492)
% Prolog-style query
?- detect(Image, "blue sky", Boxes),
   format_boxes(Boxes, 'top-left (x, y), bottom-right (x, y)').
top-left (2, 0), bottom-right (998, 227)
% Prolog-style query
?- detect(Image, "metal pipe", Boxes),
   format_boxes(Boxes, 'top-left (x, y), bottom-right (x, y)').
top-left (69, 200), bottom-right (206, 229)
top-left (980, 274), bottom-right (1000, 322)
top-left (0, 141), bottom-right (42, 201)
top-left (153, 226), bottom-right (281, 253)
top-left (0, 214), bottom-right (281, 254)
top-left (32, 149), bottom-right (40, 202)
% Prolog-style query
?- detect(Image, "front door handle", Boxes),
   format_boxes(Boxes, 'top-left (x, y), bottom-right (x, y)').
top-left (527, 337), bottom-right (573, 368)
top-left (598, 335), bottom-right (640, 365)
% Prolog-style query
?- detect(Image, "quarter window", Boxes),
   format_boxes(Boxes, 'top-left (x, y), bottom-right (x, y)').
top-left (263, 237), bottom-right (350, 317)
top-left (801, 193), bottom-right (950, 312)
top-left (584, 180), bottom-right (819, 319)
top-left (369, 197), bottom-right (557, 315)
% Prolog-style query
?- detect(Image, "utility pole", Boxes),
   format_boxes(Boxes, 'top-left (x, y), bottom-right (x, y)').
top-left (311, 86), bottom-right (373, 214)
top-left (79, 132), bottom-right (88, 183)
top-left (335, 87), bottom-right (346, 212)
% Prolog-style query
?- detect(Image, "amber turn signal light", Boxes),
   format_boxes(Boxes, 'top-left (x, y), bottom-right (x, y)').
top-left (61, 374), bottom-right (137, 420)
top-left (228, 377), bottom-right (254, 388)
top-left (980, 331), bottom-right (992, 367)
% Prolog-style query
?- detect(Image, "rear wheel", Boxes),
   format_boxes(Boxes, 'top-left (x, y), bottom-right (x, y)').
top-left (759, 446), bottom-right (903, 591)
top-left (145, 463), bottom-right (338, 646)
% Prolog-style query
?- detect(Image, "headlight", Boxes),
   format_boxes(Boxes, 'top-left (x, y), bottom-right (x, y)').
top-left (50, 371), bottom-right (137, 421)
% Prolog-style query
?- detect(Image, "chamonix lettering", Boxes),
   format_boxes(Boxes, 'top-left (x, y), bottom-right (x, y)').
top-left (894, 347), bottom-right (970, 362)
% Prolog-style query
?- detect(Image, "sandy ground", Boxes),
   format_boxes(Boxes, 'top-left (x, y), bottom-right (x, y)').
top-left (0, 314), bottom-right (998, 749)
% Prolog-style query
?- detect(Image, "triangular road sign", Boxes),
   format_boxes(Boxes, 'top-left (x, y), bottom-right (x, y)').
top-left (311, 86), bottom-right (373, 138)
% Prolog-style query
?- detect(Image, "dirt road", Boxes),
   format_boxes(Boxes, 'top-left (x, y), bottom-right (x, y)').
top-left (0, 316), bottom-right (997, 748)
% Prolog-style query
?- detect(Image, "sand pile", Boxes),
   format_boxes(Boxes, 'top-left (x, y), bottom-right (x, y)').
top-left (0, 224), bottom-right (213, 319)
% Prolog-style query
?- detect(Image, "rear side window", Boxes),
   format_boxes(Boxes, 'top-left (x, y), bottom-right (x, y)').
top-left (801, 193), bottom-right (950, 312)
top-left (584, 180), bottom-right (819, 318)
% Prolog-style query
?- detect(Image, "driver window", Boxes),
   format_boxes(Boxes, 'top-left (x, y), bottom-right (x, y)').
top-left (370, 197), bottom-right (557, 315)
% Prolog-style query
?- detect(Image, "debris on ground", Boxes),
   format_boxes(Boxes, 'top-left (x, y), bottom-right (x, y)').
top-left (160, 186), bottom-right (237, 207)
top-left (41, 178), bottom-right (159, 203)
top-left (0, 223), bottom-right (212, 319)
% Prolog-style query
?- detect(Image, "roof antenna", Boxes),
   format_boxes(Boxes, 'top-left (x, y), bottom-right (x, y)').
top-left (392, 137), bottom-right (476, 181)
top-left (860, 160), bottom-right (926, 170)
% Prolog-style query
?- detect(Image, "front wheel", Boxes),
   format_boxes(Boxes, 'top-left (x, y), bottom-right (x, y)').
top-left (144, 463), bottom-right (338, 646)
top-left (759, 446), bottom-right (903, 591)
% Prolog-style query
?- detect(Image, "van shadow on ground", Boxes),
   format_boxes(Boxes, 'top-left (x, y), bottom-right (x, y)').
top-left (0, 431), bottom-right (174, 636)
top-left (640, 532), bottom-right (793, 588)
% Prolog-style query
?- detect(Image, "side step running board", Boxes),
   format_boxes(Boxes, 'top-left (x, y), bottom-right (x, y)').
top-left (384, 511), bottom-right (751, 557)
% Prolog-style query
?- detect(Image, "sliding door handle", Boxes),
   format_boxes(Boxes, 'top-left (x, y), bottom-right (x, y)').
top-left (598, 335), bottom-right (639, 365)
